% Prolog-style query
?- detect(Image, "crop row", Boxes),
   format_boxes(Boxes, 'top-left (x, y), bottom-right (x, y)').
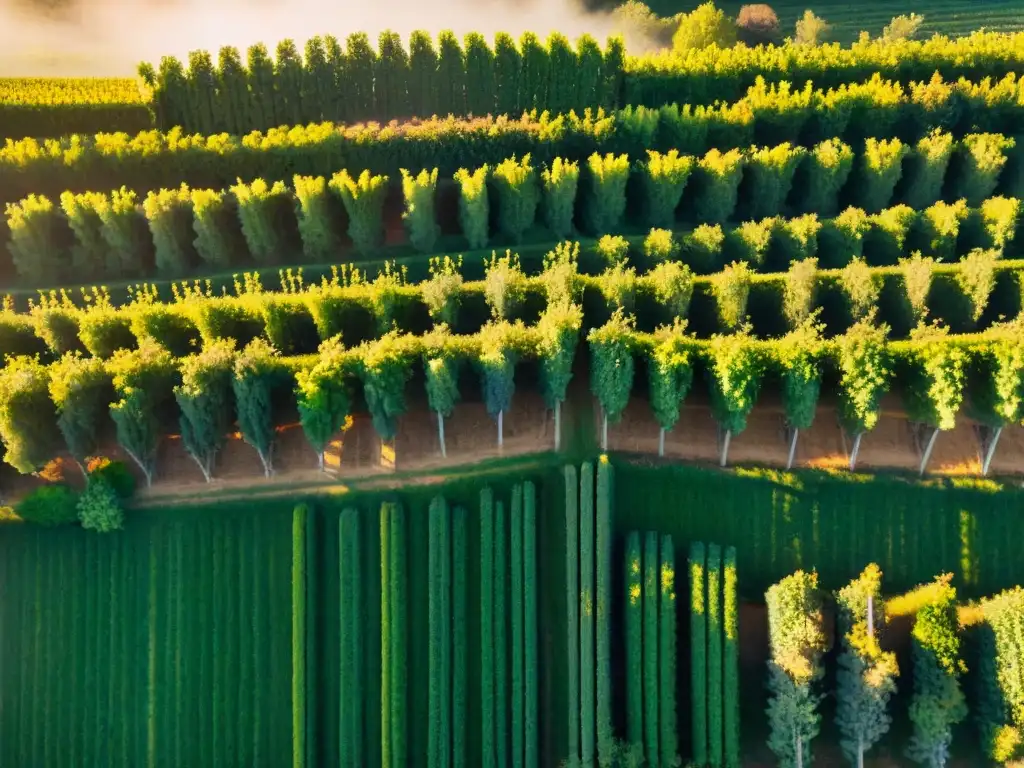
top-left (138, 30), bottom-right (1024, 134)
top-left (2, 306), bottom-right (1021, 484)
top-left (0, 78), bottom-right (150, 141)
top-left (3, 72), bottom-right (1022, 209)
top-left (7, 133), bottom-right (1019, 287)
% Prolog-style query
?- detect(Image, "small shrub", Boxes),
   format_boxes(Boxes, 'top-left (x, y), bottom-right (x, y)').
top-left (726, 218), bottom-right (774, 268)
top-left (583, 153), bottom-right (631, 236)
top-left (737, 4), bottom-right (781, 46)
top-left (980, 196), bottom-right (1021, 251)
top-left (798, 139), bottom-right (853, 216)
top-left (86, 457), bottom-right (137, 500)
top-left (865, 204), bottom-right (918, 265)
top-left (899, 253), bottom-right (935, 324)
top-left (77, 477), bottom-right (124, 533)
top-left (882, 13), bottom-right (924, 41)
top-left (841, 258), bottom-right (882, 320)
top-left (484, 250), bottom-right (527, 320)
top-left (858, 138), bottom-right (908, 214)
top-left (953, 134), bottom-right (1015, 206)
top-left (422, 255), bottom-right (463, 327)
top-left (783, 258), bottom-right (818, 328)
top-left (773, 214), bottom-right (821, 264)
top-left (541, 158), bottom-right (580, 240)
top-left (958, 248), bottom-right (998, 325)
top-left (330, 169), bottom-right (390, 256)
top-left (643, 228), bottom-right (680, 265)
top-left (15, 484), bottom-right (79, 527)
top-left (492, 155), bottom-right (540, 243)
top-left (641, 150), bottom-right (693, 228)
top-left (794, 10), bottom-right (830, 45)
top-left (917, 199), bottom-right (968, 260)
top-left (902, 130), bottom-right (955, 209)
top-left (601, 264), bottom-right (639, 311)
top-left (745, 143), bottom-right (806, 220)
top-left (682, 224), bottom-right (725, 273)
top-left (598, 234), bottom-right (631, 269)
top-left (648, 261), bottom-right (695, 319)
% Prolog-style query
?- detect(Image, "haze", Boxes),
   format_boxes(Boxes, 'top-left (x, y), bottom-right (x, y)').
top-left (0, 0), bottom-right (622, 77)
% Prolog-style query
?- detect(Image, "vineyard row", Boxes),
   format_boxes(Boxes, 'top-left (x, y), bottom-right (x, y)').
top-left (5, 134), bottom-right (1020, 287)
top-left (3, 72), bottom-right (1024, 208)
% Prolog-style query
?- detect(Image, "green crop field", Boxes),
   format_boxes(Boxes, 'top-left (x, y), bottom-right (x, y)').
top-left (1, 459), bottom-right (1023, 765)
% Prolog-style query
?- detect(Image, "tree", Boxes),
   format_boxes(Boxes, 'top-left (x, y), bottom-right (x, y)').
top-left (174, 340), bottom-right (235, 482)
top-left (477, 321), bottom-right (528, 448)
top-left (903, 325), bottom-right (968, 475)
top-left (794, 10), bottom-right (830, 45)
top-left (968, 319), bottom-right (1024, 474)
top-left (108, 342), bottom-right (175, 487)
top-left (537, 302), bottom-right (583, 451)
top-left (77, 476), bottom-right (124, 533)
top-left (882, 13), bottom-right (924, 42)
top-left (359, 331), bottom-right (417, 444)
top-left (646, 321), bottom-right (694, 457)
top-left (48, 353), bottom-right (109, 472)
top-left (737, 4), bottom-right (781, 46)
top-left (673, 2), bottom-right (737, 51)
top-left (776, 319), bottom-right (824, 469)
top-left (707, 329), bottom-right (763, 467)
top-left (295, 336), bottom-right (351, 471)
top-left (976, 587), bottom-right (1024, 765)
top-left (837, 320), bottom-right (891, 470)
top-left (0, 356), bottom-right (61, 474)
top-left (589, 309), bottom-right (636, 451)
top-left (422, 326), bottom-right (461, 459)
top-left (766, 571), bottom-right (828, 768)
top-left (835, 565), bottom-right (898, 768)
top-left (905, 576), bottom-right (967, 768)
top-left (233, 338), bottom-right (280, 477)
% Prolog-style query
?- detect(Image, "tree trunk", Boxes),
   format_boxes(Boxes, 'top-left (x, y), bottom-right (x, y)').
top-left (719, 429), bottom-right (731, 468)
top-left (602, 413), bottom-right (608, 452)
top-left (554, 401), bottom-right (561, 451)
top-left (849, 433), bottom-right (863, 471)
top-left (317, 450), bottom-right (325, 472)
top-left (257, 449), bottom-right (272, 478)
top-left (437, 410), bottom-right (447, 459)
top-left (795, 734), bottom-right (803, 768)
top-left (786, 428), bottom-right (799, 470)
top-left (658, 427), bottom-right (665, 458)
top-left (857, 739), bottom-right (864, 768)
top-left (123, 446), bottom-right (153, 488)
top-left (919, 427), bottom-right (939, 477)
top-left (982, 425), bottom-right (1003, 476)
top-left (498, 410), bottom-right (504, 449)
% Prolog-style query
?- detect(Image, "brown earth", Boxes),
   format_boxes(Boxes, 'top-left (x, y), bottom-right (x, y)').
top-left (5, 388), bottom-right (1022, 507)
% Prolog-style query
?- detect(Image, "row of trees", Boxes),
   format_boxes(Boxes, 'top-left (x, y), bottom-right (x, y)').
top-left (689, 542), bottom-right (740, 768)
top-left (627, 29), bottom-right (1024, 105)
top-left (7, 128), bottom-right (1018, 285)
top-left (3, 232), bottom-right (1018, 369)
top-left (4, 304), bottom-right (1024, 491)
top-left (140, 31), bottom-right (624, 134)
top-left (6, 71), bottom-right (1024, 211)
top-left (766, 566), bottom-right (1024, 768)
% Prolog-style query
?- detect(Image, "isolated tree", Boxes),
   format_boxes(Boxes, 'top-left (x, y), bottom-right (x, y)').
top-left (794, 10), bottom-right (830, 45)
top-left (707, 329), bottom-right (764, 467)
top-left (0, 356), bottom-right (61, 474)
top-left (422, 326), bottom-right (461, 458)
top-left (905, 576), bottom-right (967, 768)
top-left (837, 320), bottom-right (891, 470)
top-left (77, 476), bottom-right (124, 533)
top-left (359, 331), bottom-right (417, 444)
top-left (777, 319), bottom-right (824, 469)
top-left (48, 353), bottom-right (109, 472)
top-left (484, 250), bottom-right (528, 320)
top-left (589, 309), bottom-right (636, 451)
top-left (646, 320), bottom-right (694, 457)
top-left (232, 338), bottom-right (280, 477)
top-left (835, 564), bottom-right (898, 768)
top-left (882, 13), bottom-right (924, 41)
top-left (737, 4), bottom-right (781, 46)
top-left (537, 301), bottom-right (583, 450)
top-left (673, 2), bottom-right (738, 51)
top-left (295, 336), bottom-right (351, 471)
top-left (174, 340), bottom-right (235, 482)
top-left (108, 342), bottom-right (175, 487)
top-left (422, 255), bottom-right (464, 328)
top-left (766, 570), bottom-right (829, 768)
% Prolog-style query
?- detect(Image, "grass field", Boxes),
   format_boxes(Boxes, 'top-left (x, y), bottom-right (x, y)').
top-left (0, 457), bottom-right (1021, 765)
top-left (645, 0), bottom-right (1024, 43)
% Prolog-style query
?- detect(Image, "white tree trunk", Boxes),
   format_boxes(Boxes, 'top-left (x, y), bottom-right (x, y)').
top-left (317, 450), bottom-right (325, 472)
top-left (498, 410), bottom-right (504, 449)
top-left (257, 449), bottom-right (272, 478)
top-left (796, 734), bottom-right (803, 768)
top-left (602, 413), bottom-right (609, 452)
top-left (849, 433), bottom-right (863, 471)
top-left (187, 450), bottom-right (212, 483)
top-left (786, 428), bottom-right (799, 470)
top-left (919, 427), bottom-right (939, 476)
top-left (720, 430), bottom-right (732, 467)
top-left (857, 739), bottom-right (864, 768)
top-left (123, 446), bottom-right (153, 488)
top-left (554, 401), bottom-right (561, 451)
top-left (437, 411), bottom-right (446, 458)
top-left (982, 425), bottom-right (1003, 476)
top-left (658, 427), bottom-right (666, 457)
